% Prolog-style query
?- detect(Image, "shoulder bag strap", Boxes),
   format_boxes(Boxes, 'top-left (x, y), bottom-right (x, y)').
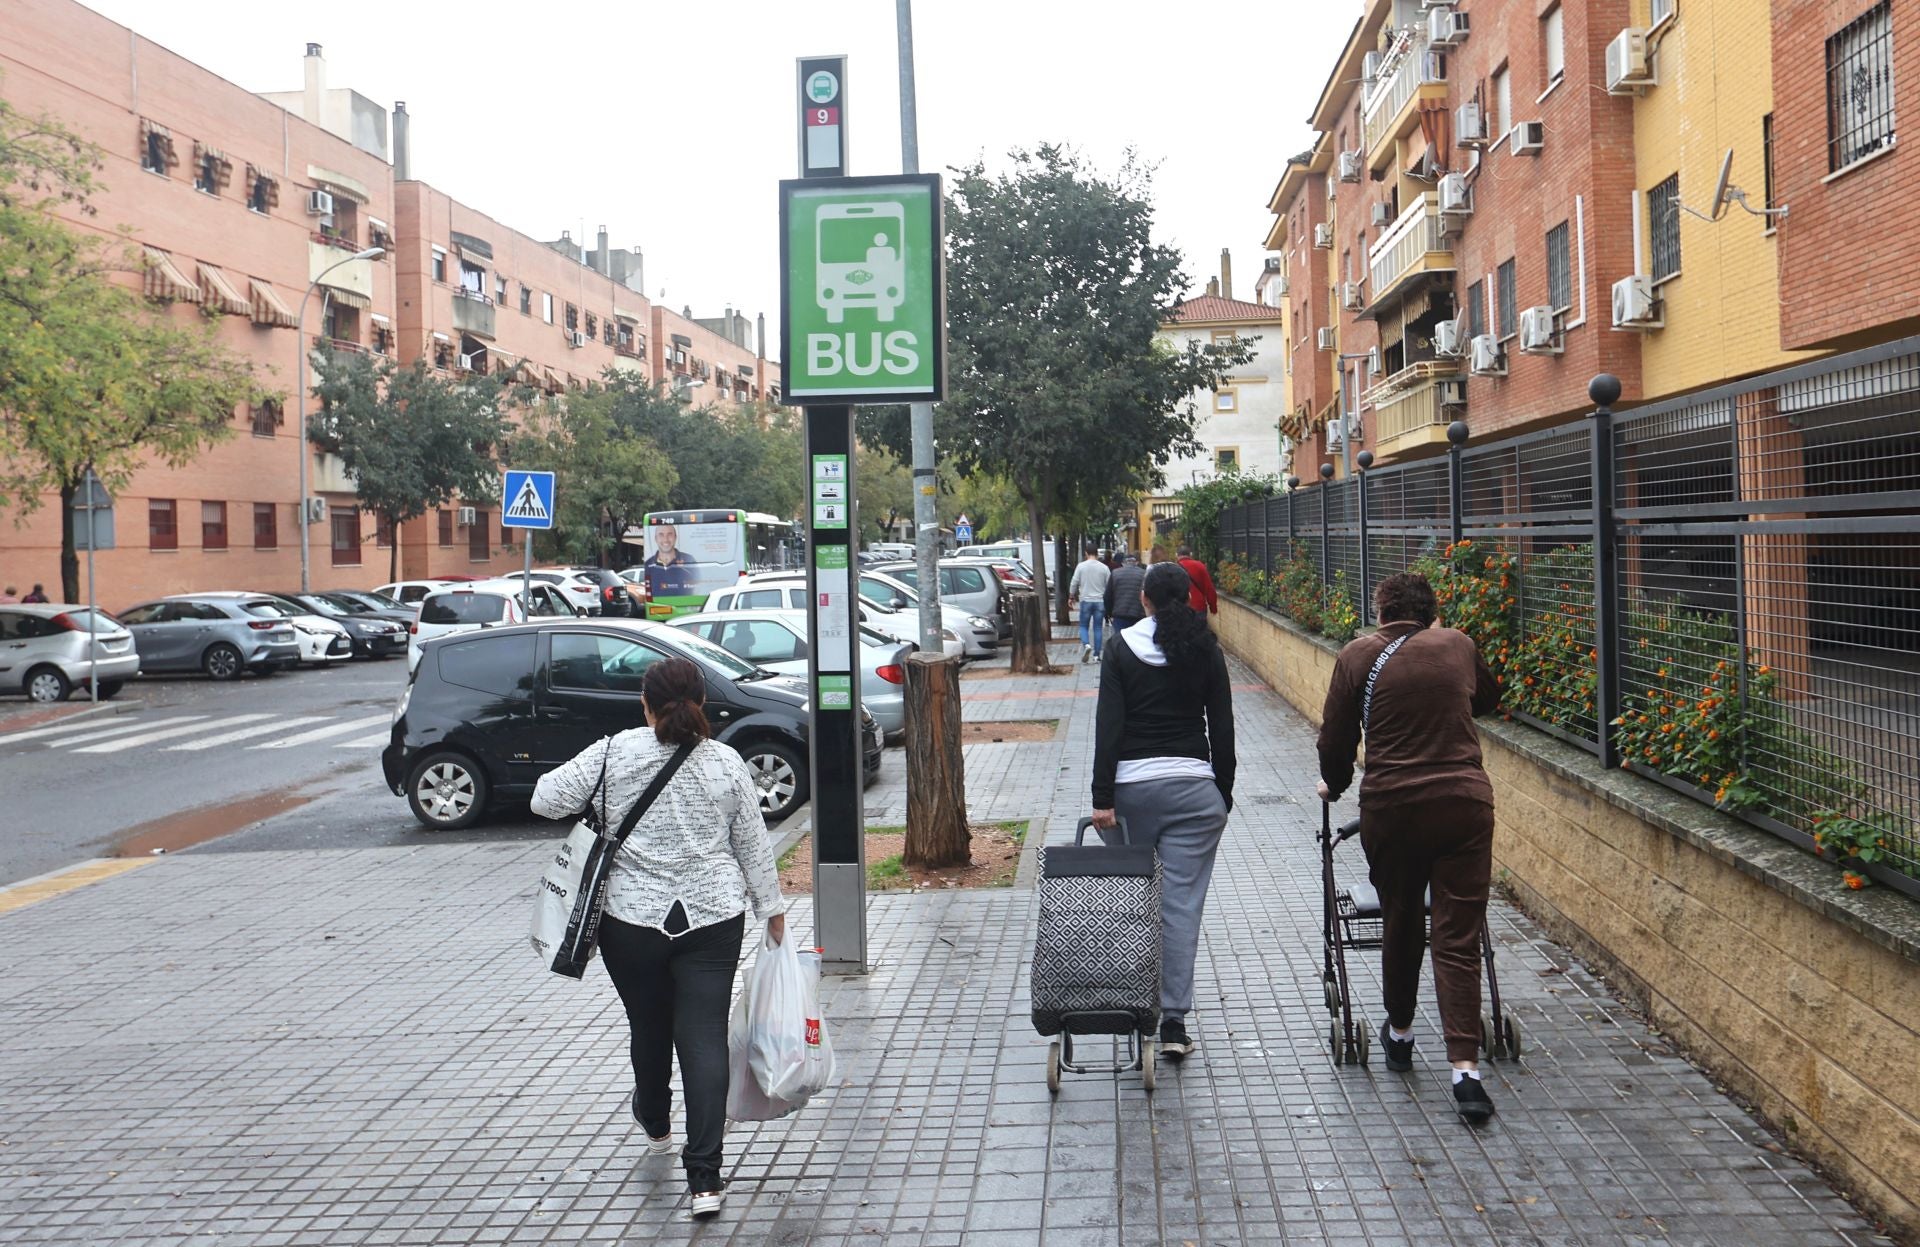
top-left (1362, 632), bottom-right (1415, 735)
top-left (576, 738), bottom-right (612, 831)
top-left (607, 741), bottom-right (697, 849)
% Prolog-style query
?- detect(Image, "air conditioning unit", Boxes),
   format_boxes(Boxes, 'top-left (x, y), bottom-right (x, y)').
top-left (303, 498), bottom-right (327, 523)
top-left (1338, 150), bottom-right (1363, 182)
top-left (1362, 51), bottom-right (1384, 85)
top-left (1342, 282), bottom-right (1364, 311)
top-left (1317, 327), bottom-right (1337, 351)
top-left (1326, 418), bottom-right (1345, 450)
top-left (1421, 51), bottom-right (1449, 83)
top-left (1438, 172), bottom-right (1473, 216)
top-left (305, 189), bottom-right (335, 217)
top-left (1433, 318), bottom-right (1464, 357)
top-left (1420, 0), bottom-right (1451, 8)
top-left (1439, 378), bottom-right (1469, 407)
top-left (569, 330), bottom-right (588, 348)
top-left (1518, 305), bottom-right (1562, 355)
top-left (1606, 28), bottom-right (1654, 94)
top-left (1456, 102), bottom-right (1486, 147)
top-left (1611, 274), bottom-right (1662, 329)
top-left (1313, 222), bottom-right (1334, 249)
top-left (1264, 256), bottom-right (1282, 272)
top-left (1371, 202), bottom-right (1393, 227)
top-left (1428, 7), bottom-right (1469, 48)
top-left (1509, 121), bottom-right (1545, 157)
top-left (457, 352), bottom-right (477, 372)
top-left (1277, 274), bottom-right (1291, 297)
top-left (457, 506), bottom-right (477, 526)
top-left (1469, 333), bottom-right (1507, 376)
top-left (1367, 346), bottom-right (1382, 377)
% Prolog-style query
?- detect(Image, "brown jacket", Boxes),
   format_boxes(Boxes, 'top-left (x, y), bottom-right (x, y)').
top-left (1317, 621), bottom-right (1501, 808)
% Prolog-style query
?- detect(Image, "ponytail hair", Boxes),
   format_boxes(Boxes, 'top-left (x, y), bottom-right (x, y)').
top-left (1141, 562), bottom-right (1218, 669)
top-left (642, 657), bottom-right (711, 746)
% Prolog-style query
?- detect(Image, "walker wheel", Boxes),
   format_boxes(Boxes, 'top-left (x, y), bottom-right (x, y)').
top-left (1046, 1041), bottom-right (1061, 1094)
top-left (1141, 1042), bottom-right (1157, 1093)
top-left (1504, 1011), bottom-right (1524, 1060)
top-left (1354, 1014), bottom-right (1372, 1067)
top-left (1323, 979), bottom-right (1341, 1014)
top-left (1329, 1018), bottom-right (1343, 1065)
top-left (1480, 1010), bottom-right (1496, 1061)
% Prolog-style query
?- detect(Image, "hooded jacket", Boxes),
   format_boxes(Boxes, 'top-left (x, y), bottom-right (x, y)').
top-left (1091, 616), bottom-right (1235, 809)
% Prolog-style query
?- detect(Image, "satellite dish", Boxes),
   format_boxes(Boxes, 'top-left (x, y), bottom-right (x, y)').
top-left (1708, 148), bottom-right (1735, 220)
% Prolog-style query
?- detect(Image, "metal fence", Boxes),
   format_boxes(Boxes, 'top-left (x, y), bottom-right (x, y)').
top-left (1217, 335), bottom-right (1920, 896)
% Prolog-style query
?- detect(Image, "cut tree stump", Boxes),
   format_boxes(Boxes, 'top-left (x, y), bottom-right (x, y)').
top-left (902, 652), bottom-right (969, 869)
top-left (1009, 591), bottom-right (1052, 674)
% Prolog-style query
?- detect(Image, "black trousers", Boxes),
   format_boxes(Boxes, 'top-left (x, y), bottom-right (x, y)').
top-left (599, 907), bottom-right (745, 1183)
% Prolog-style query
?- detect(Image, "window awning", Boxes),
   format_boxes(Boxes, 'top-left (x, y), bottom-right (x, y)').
top-left (671, 333), bottom-right (692, 347)
top-left (249, 279), bottom-right (298, 328)
top-left (614, 306), bottom-right (643, 324)
top-left (142, 247), bottom-right (202, 304)
top-left (450, 231), bottom-right (494, 260)
top-left (306, 165), bottom-right (370, 203)
top-left (370, 312), bottom-right (391, 325)
top-left (318, 281), bottom-right (371, 311)
top-left (197, 263), bottom-right (250, 316)
top-left (432, 331), bottom-right (451, 343)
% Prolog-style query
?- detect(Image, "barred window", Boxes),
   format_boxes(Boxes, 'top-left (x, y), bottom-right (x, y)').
top-left (1649, 174), bottom-right (1681, 281)
top-left (1496, 259), bottom-right (1517, 339)
top-left (1762, 113), bottom-right (1777, 211)
top-left (1826, 2), bottom-right (1895, 171)
top-left (1467, 279), bottom-right (1487, 340)
top-left (1546, 222), bottom-right (1571, 311)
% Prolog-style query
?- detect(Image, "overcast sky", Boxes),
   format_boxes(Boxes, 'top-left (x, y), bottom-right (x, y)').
top-left (81, 1), bottom-right (1357, 352)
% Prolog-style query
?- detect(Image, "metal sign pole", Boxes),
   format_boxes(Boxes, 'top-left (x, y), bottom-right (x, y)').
top-left (523, 528), bottom-right (534, 616)
top-left (83, 471), bottom-right (99, 703)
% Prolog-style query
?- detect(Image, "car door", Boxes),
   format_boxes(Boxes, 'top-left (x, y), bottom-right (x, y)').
top-left (532, 630), bottom-right (665, 766)
top-left (129, 602), bottom-right (203, 669)
top-left (431, 631), bottom-right (541, 789)
top-left (0, 610), bottom-right (24, 679)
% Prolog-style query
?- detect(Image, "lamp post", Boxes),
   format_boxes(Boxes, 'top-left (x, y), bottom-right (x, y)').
top-left (298, 246), bottom-right (385, 594)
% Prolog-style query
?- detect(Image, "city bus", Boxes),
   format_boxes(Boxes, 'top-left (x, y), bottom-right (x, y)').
top-left (625, 509), bottom-right (795, 618)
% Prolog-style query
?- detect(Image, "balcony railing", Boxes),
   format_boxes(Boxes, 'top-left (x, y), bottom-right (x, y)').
top-left (1362, 30), bottom-right (1432, 156)
top-left (1370, 374), bottom-right (1457, 450)
top-left (1368, 193), bottom-right (1451, 304)
top-left (452, 293), bottom-right (496, 341)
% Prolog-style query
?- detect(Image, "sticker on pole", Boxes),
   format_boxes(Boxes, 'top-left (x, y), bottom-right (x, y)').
top-left (780, 174), bottom-right (945, 405)
top-left (501, 470), bottom-right (555, 530)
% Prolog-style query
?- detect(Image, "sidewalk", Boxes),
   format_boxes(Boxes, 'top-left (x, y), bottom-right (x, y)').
top-left (0, 643), bottom-right (1890, 1246)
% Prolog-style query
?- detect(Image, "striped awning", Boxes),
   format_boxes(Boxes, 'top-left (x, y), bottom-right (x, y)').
top-left (306, 165), bottom-right (370, 204)
top-left (197, 264), bottom-right (250, 316)
top-left (142, 247), bottom-right (201, 304)
top-left (249, 279), bottom-right (298, 328)
top-left (318, 282), bottom-right (371, 311)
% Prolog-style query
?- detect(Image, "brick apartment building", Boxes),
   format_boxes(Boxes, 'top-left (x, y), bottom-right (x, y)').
top-left (0, 0), bottom-right (781, 604)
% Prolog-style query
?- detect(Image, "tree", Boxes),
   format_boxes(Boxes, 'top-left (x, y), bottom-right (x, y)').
top-left (507, 387), bottom-right (677, 566)
top-left (308, 347), bottom-right (509, 582)
top-left (866, 146), bottom-right (1251, 657)
top-left (600, 374), bottom-right (804, 522)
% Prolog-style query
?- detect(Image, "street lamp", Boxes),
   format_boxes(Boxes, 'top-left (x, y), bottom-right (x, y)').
top-left (298, 245), bottom-right (384, 594)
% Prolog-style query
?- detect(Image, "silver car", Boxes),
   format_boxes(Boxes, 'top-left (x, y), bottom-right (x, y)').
top-left (117, 595), bottom-right (301, 681)
top-left (872, 560), bottom-right (1009, 639)
top-left (0, 604), bottom-right (141, 702)
top-left (668, 608), bottom-right (911, 738)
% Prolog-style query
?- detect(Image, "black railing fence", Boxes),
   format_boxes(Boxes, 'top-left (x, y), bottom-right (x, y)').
top-left (1217, 337), bottom-right (1920, 896)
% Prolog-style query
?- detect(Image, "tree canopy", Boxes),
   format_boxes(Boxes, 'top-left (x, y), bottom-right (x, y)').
top-left (506, 383), bottom-right (677, 566)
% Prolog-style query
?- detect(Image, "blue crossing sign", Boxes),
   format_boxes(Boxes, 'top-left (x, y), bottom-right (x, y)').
top-left (954, 514), bottom-right (973, 544)
top-left (501, 470), bottom-right (555, 530)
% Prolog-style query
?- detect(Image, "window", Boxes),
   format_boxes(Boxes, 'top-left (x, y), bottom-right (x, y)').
top-left (148, 499), bottom-right (177, 550)
top-left (500, 520), bottom-right (513, 548)
top-left (495, 276), bottom-right (508, 305)
top-left (585, 313), bottom-right (598, 339)
top-left (468, 509), bottom-right (491, 560)
top-left (420, 594), bottom-right (510, 626)
top-left (1649, 173), bottom-right (1681, 281)
top-left (323, 301), bottom-right (360, 347)
top-left (1214, 389), bottom-right (1238, 412)
top-left (944, 568), bottom-right (989, 595)
top-left (1546, 222), bottom-right (1572, 311)
top-left (1762, 113), bottom-right (1777, 212)
top-left (247, 170), bottom-right (276, 214)
top-left (1826, 3), bottom-right (1894, 171)
top-left (376, 513), bottom-right (394, 549)
top-left (1496, 260), bottom-right (1517, 338)
top-left (140, 122), bottom-right (173, 175)
top-left (371, 322), bottom-right (394, 355)
top-left (458, 259), bottom-right (486, 298)
top-left (1215, 447), bottom-right (1240, 471)
top-left (251, 398), bottom-right (281, 438)
top-left (201, 501), bottom-right (228, 551)
top-left (1491, 65), bottom-right (1512, 137)
top-left (715, 619), bottom-right (805, 665)
top-left (1651, 0), bottom-right (1675, 21)
top-left (194, 150), bottom-right (220, 195)
top-left (331, 506), bottom-right (361, 567)
top-left (1542, 6), bottom-right (1565, 85)
top-left (1468, 280), bottom-right (1486, 339)
top-left (550, 632), bottom-right (662, 694)
top-left (565, 303), bottom-right (579, 331)
top-left (431, 247), bottom-right (447, 283)
top-left (736, 589), bottom-right (786, 609)
top-left (437, 634), bottom-right (536, 701)
top-left (542, 292), bottom-right (554, 324)
top-left (520, 285), bottom-right (533, 315)
top-left (438, 509), bottom-right (454, 546)
top-left (253, 502), bottom-right (278, 550)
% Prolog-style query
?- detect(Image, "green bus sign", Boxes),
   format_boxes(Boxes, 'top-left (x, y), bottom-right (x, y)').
top-left (779, 174), bottom-right (945, 405)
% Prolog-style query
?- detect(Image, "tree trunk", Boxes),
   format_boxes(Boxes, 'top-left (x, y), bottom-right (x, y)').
top-left (1053, 531), bottom-right (1071, 623)
top-left (1009, 590), bottom-right (1051, 673)
top-left (1023, 490), bottom-right (1050, 613)
top-left (59, 478), bottom-right (80, 603)
top-left (902, 652), bottom-right (969, 869)
top-left (388, 513), bottom-right (401, 583)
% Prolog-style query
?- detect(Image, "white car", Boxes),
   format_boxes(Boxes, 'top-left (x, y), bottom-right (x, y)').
top-left (373, 579), bottom-right (457, 607)
top-left (668, 608), bottom-right (911, 737)
top-left (849, 568), bottom-right (999, 657)
top-left (509, 568), bottom-right (603, 615)
top-left (721, 575), bottom-right (970, 659)
top-left (407, 588), bottom-right (528, 671)
top-left (174, 592), bottom-right (350, 665)
top-left (0, 604), bottom-right (141, 702)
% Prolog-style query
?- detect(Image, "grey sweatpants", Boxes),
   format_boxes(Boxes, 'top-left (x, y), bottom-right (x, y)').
top-left (1108, 776), bottom-right (1229, 1022)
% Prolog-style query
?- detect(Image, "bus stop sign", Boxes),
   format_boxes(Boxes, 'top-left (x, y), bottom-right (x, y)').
top-left (780, 173), bottom-right (945, 406)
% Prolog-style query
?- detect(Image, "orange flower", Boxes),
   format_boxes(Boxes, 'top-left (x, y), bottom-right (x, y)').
top-left (1707, 729), bottom-right (1719, 741)
top-left (1757, 664), bottom-right (1771, 676)
top-left (1844, 872), bottom-right (1867, 890)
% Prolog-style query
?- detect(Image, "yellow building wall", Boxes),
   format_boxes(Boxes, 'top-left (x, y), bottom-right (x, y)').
top-left (1631, 0), bottom-right (1815, 396)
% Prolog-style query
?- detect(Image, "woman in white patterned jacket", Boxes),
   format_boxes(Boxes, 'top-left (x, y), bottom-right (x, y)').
top-left (532, 656), bottom-right (786, 1220)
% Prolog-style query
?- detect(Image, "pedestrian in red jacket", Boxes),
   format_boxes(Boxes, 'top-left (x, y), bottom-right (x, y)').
top-left (1176, 547), bottom-right (1217, 616)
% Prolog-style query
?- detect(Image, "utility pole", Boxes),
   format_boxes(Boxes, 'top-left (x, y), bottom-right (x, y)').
top-left (896, 0), bottom-right (943, 651)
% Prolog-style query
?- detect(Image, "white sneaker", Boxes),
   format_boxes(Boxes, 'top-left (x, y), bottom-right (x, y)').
top-left (1081, 645), bottom-right (1092, 664)
top-left (690, 1188), bottom-right (725, 1218)
top-left (645, 1132), bottom-right (674, 1155)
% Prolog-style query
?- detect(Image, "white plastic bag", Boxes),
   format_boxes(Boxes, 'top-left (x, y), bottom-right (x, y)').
top-left (737, 934), bottom-right (835, 1108)
top-left (769, 946), bottom-right (834, 1101)
top-left (726, 989), bottom-right (802, 1123)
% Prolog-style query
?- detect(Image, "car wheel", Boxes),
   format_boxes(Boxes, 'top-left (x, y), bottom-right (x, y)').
top-left (203, 644), bottom-right (244, 681)
top-left (95, 680), bottom-right (124, 699)
top-left (24, 665), bottom-right (71, 704)
top-left (740, 740), bottom-right (808, 821)
top-left (407, 750), bottom-right (490, 830)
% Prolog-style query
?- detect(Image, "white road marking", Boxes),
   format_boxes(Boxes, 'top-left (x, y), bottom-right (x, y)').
top-left (333, 731), bottom-right (392, 749)
top-left (0, 716), bottom-right (146, 745)
top-left (49, 717), bottom-right (213, 748)
top-left (249, 714), bottom-right (391, 749)
top-left (165, 715), bottom-right (331, 751)
top-left (71, 714), bottom-right (272, 754)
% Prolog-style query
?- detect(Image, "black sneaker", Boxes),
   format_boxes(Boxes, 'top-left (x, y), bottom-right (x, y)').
top-left (1159, 1019), bottom-right (1193, 1061)
top-left (1378, 1021), bottom-right (1414, 1072)
top-left (1453, 1075), bottom-right (1495, 1123)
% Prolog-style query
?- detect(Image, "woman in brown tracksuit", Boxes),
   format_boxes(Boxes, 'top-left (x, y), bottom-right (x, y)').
top-left (1316, 572), bottom-right (1502, 1121)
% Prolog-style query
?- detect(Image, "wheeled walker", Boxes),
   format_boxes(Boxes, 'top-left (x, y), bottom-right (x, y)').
top-left (1318, 800), bottom-right (1521, 1067)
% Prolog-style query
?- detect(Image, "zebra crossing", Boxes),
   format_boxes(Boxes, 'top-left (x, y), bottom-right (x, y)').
top-left (0, 711), bottom-right (393, 754)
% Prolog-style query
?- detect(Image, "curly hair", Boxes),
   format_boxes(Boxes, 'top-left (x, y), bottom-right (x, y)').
top-left (1374, 572), bottom-right (1438, 626)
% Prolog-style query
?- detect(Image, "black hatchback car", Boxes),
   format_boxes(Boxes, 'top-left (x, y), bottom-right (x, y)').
top-left (383, 618), bottom-right (880, 829)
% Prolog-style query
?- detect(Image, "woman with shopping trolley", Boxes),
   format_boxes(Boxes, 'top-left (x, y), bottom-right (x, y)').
top-left (1090, 560), bottom-right (1236, 1063)
top-left (1316, 571), bottom-right (1503, 1121)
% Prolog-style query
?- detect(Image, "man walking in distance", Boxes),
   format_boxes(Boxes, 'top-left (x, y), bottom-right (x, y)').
top-left (1068, 547), bottom-right (1111, 664)
top-left (1104, 554), bottom-right (1147, 636)
top-left (1176, 546), bottom-right (1218, 622)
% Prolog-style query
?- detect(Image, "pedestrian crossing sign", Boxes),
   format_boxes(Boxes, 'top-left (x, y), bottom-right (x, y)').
top-left (501, 470), bottom-right (555, 530)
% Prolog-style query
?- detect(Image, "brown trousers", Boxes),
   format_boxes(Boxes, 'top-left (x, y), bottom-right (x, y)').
top-left (1358, 794), bottom-right (1494, 1062)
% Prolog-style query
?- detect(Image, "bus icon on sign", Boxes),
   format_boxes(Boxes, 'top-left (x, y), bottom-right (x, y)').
top-left (817, 203), bottom-right (906, 325)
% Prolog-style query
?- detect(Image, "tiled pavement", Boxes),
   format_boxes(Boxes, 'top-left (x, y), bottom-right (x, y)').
top-left (0, 642), bottom-right (1889, 1245)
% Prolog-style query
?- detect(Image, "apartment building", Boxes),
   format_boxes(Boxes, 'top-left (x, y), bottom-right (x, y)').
top-left (1266, 147), bottom-right (1339, 473)
top-left (652, 305), bottom-right (782, 408)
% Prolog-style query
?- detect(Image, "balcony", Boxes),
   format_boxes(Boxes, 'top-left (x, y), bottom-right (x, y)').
top-left (1362, 31), bottom-right (1446, 170)
top-left (452, 290), bottom-right (496, 340)
top-left (1363, 193), bottom-right (1454, 316)
top-left (1364, 361), bottom-right (1462, 460)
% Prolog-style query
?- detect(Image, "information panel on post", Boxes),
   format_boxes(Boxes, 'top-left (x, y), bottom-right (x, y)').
top-left (796, 56), bottom-right (848, 178)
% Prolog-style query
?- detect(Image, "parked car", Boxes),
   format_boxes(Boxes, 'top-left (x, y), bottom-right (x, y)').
top-left (407, 587), bottom-right (531, 671)
top-left (0, 604), bottom-right (140, 702)
top-left (872, 560), bottom-right (1010, 638)
top-left (702, 580), bottom-right (966, 660)
top-left (464, 579), bottom-right (580, 620)
top-left (947, 554), bottom-right (1034, 590)
top-left (178, 592), bottom-right (350, 665)
top-left (373, 579), bottom-right (457, 607)
top-left (497, 568), bottom-right (602, 616)
top-left (843, 568), bottom-right (999, 656)
top-left (958, 540), bottom-right (1056, 580)
top-left (557, 567), bottom-right (642, 618)
top-left (270, 592), bottom-right (409, 659)
top-left (116, 595), bottom-right (300, 680)
top-left (383, 617), bottom-right (881, 828)
top-left (328, 588), bottom-right (411, 615)
top-left (669, 608), bottom-right (910, 737)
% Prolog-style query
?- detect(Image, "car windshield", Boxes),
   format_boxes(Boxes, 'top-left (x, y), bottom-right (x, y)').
top-left (858, 626), bottom-right (894, 647)
top-left (241, 600), bottom-right (291, 618)
top-left (295, 595), bottom-right (347, 616)
top-left (420, 594), bottom-right (509, 625)
top-left (319, 593), bottom-right (373, 614)
top-left (660, 627), bottom-right (758, 679)
top-left (59, 608), bottom-right (121, 633)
